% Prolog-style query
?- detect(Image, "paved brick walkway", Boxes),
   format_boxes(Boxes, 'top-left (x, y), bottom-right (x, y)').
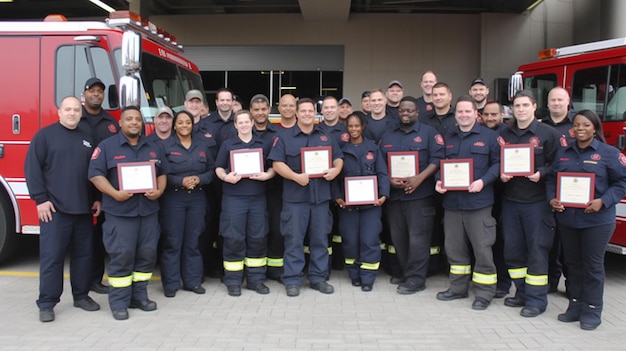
top-left (1, 250), bottom-right (625, 350)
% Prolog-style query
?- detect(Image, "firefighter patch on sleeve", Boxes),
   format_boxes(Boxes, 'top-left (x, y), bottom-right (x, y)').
top-left (497, 136), bottom-right (506, 146)
top-left (91, 147), bottom-right (101, 160)
top-left (619, 153), bottom-right (626, 166)
top-left (560, 137), bottom-right (568, 147)
top-left (435, 134), bottom-right (444, 145)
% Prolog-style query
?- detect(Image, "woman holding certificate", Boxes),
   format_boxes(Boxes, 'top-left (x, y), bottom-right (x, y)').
top-left (160, 110), bottom-right (215, 298)
top-left (215, 110), bottom-right (275, 297)
top-left (333, 113), bottom-right (389, 291)
top-left (547, 110), bottom-right (626, 330)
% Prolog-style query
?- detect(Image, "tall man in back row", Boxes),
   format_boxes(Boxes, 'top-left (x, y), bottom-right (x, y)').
top-left (80, 77), bottom-right (119, 295)
top-left (268, 98), bottom-right (343, 297)
top-left (89, 106), bottom-right (169, 320)
top-left (25, 96), bottom-right (101, 322)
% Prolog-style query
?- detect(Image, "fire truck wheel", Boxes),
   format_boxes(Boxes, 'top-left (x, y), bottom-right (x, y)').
top-left (0, 192), bottom-right (17, 264)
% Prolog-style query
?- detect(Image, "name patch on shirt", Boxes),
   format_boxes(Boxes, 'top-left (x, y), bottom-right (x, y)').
top-left (113, 155), bottom-right (126, 160)
top-left (473, 141), bottom-right (485, 147)
top-left (170, 151), bottom-right (182, 156)
top-left (83, 140), bottom-right (92, 148)
top-left (583, 160), bottom-right (598, 165)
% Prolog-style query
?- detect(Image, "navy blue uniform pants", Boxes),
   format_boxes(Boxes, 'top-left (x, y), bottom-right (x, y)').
top-left (338, 205), bottom-right (382, 285)
top-left (386, 198), bottom-right (435, 287)
top-left (501, 199), bottom-right (555, 310)
top-left (560, 222), bottom-right (614, 323)
top-left (266, 183), bottom-right (284, 279)
top-left (443, 207), bottom-right (497, 300)
top-left (220, 195), bottom-right (268, 286)
top-left (37, 212), bottom-right (93, 309)
top-left (160, 189), bottom-right (206, 291)
top-left (281, 201), bottom-right (332, 286)
top-left (102, 213), bottom-right (159, 311)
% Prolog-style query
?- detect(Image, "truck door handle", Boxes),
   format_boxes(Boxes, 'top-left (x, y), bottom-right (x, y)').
top-left (12, 114), bottom-right (20, 134)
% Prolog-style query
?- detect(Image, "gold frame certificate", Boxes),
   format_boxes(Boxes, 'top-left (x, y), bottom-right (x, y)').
top-left (117, 161), bottom-right (157, 193)
top-left (440, 158), bottom-right (474, 191)
top-left (557, 172), bottom-right (595, 208)
top-left (501, 143), bottom-right (534, 176)
top-left (230, 148), bottom-right (264, 178)
top-left (344, 176), bottom-right (379, 206)
top-left (301, 146), bottom-right (332, 178)
top-left (387, 151), bottom-right (419, 179)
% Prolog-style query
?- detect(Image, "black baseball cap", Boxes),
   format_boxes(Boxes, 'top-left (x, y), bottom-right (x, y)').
top-left (85, 77), bottom-right (105, 90)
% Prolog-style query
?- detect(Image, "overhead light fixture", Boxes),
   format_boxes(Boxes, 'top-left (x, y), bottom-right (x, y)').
top-left (526, 0), bottom-right (544, 11)
top-left (0, 0), bottom-right (15, 2)
top-left (89, 0), bottom-right (116, 13)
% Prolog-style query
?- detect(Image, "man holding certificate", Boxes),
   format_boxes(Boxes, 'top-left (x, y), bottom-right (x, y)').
top-left (547, 110), bottom-right (626, 330)
top-left (268, 98), bottom-right (343, 297)
top-left (88, 106), bottom-right (169, 320)
top-left (434, 96), bottom-right (501, 311)
top-left (499, 90), bottom-right (562, 318)
top-left (379, 96), bottom-right (444, 295)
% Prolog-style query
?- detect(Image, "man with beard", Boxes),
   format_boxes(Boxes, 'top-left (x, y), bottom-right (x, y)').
top-left (379, 97), bottom-right (444, 294)
top-left (469, 78), bottom-right (491, 116)
top-left (88, 106), bottom-right (169, 320)
top-left (80, 78), bottom-right (119, 295)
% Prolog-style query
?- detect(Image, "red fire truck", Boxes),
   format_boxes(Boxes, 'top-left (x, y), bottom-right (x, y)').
top-left (0, 11), bottom-right (203, 263)
top-left (509, 37), bottom-right (626, 254)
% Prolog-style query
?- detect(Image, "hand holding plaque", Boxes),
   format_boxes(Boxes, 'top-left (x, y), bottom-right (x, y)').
top-left (440, 159), bottom-right (473, 191)
top-left (501, 144), bottom-right (534, 177)
top-left (230, 148), bottom-right (264, 178)
top-left (117, 161), bottom-right (157, 193)
top-left (557, 172), bottom-right (595, 208)
top-left (387, 151), bottom-right (419, 179)
top-left (301, 146), bottom-right (332, 178)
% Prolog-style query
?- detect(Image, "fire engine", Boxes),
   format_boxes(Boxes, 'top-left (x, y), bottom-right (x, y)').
top-left (509, 37), bottom-right (626, 254)
top-left (0, 11), bottom-right (204, 263)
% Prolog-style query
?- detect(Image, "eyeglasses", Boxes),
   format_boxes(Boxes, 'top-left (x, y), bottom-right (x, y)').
top-left (398, 109), bottom-right (416, 114)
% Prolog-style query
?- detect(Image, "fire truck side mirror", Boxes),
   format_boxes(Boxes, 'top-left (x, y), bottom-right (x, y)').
top-left (617, 135), bottom-right (625, 150)
top-left (508, 72), bottom-right (523, 101)
top-left (108, 84), bottom-right (119, 109)
top-left (119, 75), bottom-right (140, 109)
top-left (122, 30), bottom-right (141, 73)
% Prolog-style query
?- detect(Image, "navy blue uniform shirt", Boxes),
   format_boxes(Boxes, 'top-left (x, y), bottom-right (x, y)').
top-left (541, 110), bottom-right (576, 143)
top-left (194, 114), bottom-right (229, 160)
top-left (332, 137), bottom-right (390, 201)
top-left (439, 123), bottom-right (501, 211)
top-left (161, 135), bottom-right (215, 188)
top-left (88, 132), bottom-right (169, 217)
top-left (25, 122), bottom-right (95, 214)
top-left (379, 122), bottom-right (445, 201)
top-left (215, 135), bottom-right (271, 196)
top-left (319, 122), bottom-right (350, 147)
top-left (79, 107), bottom-right (118, 146)
top-left (547, 139), bottom-right (626, 228)
top-left (364, 114), bottom-right (399, 143)
top-left (500, 119), bottom-right (563, 203)
top-left (419, 108), bottom-right (456, 137)
top-left (268, 124), bottom-right (343, 204)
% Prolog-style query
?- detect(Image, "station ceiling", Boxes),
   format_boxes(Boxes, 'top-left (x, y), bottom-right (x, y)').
top-left (0, 0), bottom-right (542, 20)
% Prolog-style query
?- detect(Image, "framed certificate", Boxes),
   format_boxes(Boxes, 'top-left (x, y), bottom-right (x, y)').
top-left (301, 146), bottom-right (332, 178)
top-left (440, 159), bottom-right (474, 191)
top-left (557, 172), bottom-right (595, 208)
top-left (117, 161), bottom-right (156, 193)
top-left (387, 151), bottom-right (419, 179)
top-left (344, 176), bottom-right (378, 206)
top-left (501, 143), bottom-right (534, 176)
top-left (230, 148), bottom-right (264, 177)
